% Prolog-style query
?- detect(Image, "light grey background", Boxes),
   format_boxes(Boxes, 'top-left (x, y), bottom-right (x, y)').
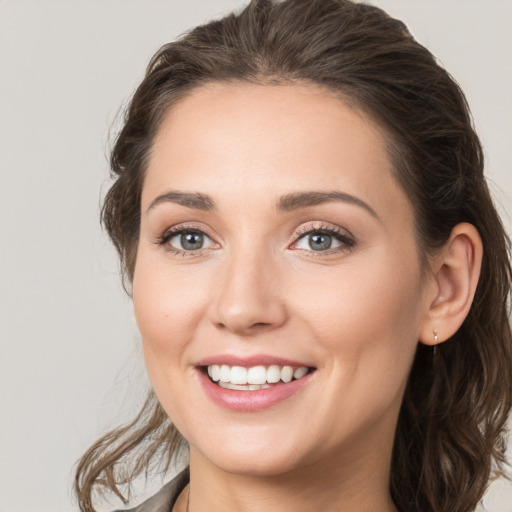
top-left (0, 1), bottom-right (510, 511)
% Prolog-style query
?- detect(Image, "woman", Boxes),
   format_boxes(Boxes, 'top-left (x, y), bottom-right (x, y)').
top-left (75, 1), bottom-right (512, 511)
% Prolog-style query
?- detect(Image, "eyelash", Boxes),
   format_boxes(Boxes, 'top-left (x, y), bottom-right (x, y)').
top-left (155, 224), bottom-right (215, 256)
top-left (155, 222), bottom-right (356, 256)
top-left (292, 223), bottom-right (356, 255)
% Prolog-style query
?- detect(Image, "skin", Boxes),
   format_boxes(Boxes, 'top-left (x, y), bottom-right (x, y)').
top-left (132, 83), bottom-right (482, 512)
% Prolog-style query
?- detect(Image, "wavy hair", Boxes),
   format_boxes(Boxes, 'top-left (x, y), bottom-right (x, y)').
top-left (75, 1), bottom-right (512, 511)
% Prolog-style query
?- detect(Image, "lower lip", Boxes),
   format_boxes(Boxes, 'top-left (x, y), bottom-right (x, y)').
top-left (198, 370), bottom-right (314, 412)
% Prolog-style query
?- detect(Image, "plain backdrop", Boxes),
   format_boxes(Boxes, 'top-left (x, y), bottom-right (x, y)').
top-left (0, 1), bottom-right (511, 511)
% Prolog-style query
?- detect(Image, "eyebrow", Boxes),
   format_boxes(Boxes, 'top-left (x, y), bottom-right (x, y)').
top-left (147, 191), bottom-right (216, 213)
top-left (277, 191), bottom-right (379, 219)
top-left (147, 189), bottom-right (378, 219)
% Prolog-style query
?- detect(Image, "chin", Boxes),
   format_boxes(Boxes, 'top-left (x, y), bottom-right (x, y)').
top-left (203, 450), bottom-right (305, 478)
top-left (189, 427), bottom-right (310, 477)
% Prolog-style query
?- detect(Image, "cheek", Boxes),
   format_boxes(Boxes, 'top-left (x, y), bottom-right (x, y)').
top-left (292, 248), bottom-right (423, 389)
top-left (132, 252), bottom-right (209, 364)
top-left (131, 253), bottom-right (213, 428)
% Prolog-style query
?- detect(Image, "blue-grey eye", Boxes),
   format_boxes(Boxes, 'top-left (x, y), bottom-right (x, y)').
top-left (168, 231), bottom-right (214, 251)
top-left (294, 230), bottom-right (347, 252)
top-left (181, 232), bottom-right (204, 250)
top-left (308, 233), bottom-right (332, 251)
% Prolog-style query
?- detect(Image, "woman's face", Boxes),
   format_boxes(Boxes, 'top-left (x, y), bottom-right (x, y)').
top-left (133, 84), bottom-right (432, 476)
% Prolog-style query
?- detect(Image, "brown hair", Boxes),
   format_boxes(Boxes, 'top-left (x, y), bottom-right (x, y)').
top-left (75, 1), bottom-right (512, 511)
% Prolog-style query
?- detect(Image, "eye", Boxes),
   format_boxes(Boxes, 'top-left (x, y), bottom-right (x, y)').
top-left (291, 225), bottom-right (355, 253)
top-left (170, 231), bottom-right (207, 251)
top-left (294, 232), bottom-right (342, 251)
top-left (159, 227), bottom-right (217, 253)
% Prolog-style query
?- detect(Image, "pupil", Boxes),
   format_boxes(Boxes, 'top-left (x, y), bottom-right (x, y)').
top-left (181, 232), bottom-right (203, 250)
top-left (309, 233), bottom-right (332, 251)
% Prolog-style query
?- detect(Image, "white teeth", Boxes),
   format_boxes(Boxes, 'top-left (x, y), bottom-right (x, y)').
top-left (247, 365), bottom-right (267, 385)
top-left (281, 366), bottom-right (294, 383)
top-left (219, 382), bottom-right (271, 391)
top-left (219, 365), bottom-right (230, 382)
top-left (293, 367), bottom-right (308, 379)
top-left (211, 365), bottom-right (220, 382)
top-left (230, 366), bottom-right (247, 385)
top-left (266, 365), bottom-right (281, 383)
top-left (206, 364), bottom-right (310, 387)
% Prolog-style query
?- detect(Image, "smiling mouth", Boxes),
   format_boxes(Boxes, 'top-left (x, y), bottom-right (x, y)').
top-left (203, 364), bottom-right (315, 391)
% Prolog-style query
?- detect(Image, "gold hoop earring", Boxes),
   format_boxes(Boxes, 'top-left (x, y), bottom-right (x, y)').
top-left (433, 328), bottom-right (439, 357)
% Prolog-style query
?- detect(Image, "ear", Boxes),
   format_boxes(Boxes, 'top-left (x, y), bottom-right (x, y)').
top-left (419, 223), bottom-right (483, 346)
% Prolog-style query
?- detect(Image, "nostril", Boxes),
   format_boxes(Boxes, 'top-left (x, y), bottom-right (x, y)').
top-left (214, 320), bottom-right (273, 334)
top-left (251, 322), bottom-right (271, 328)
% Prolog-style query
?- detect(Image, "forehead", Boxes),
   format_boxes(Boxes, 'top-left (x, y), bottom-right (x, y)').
top-left (143, 83), bottom-right (410, 223)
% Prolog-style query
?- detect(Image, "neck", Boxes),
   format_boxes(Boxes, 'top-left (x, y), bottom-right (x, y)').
top-left (185, 441), bottom-right (398, 512)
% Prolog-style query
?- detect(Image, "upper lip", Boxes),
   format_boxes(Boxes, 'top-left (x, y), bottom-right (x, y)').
top-left (196, 354), bottom-right (315, 368)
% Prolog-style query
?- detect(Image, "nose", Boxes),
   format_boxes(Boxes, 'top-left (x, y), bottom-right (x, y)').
top-left (210, 248), bottom-right (288, 336)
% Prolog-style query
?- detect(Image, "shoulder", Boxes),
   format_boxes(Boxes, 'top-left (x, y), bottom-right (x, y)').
top-left (111, 468), bottom-right (189, 512)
